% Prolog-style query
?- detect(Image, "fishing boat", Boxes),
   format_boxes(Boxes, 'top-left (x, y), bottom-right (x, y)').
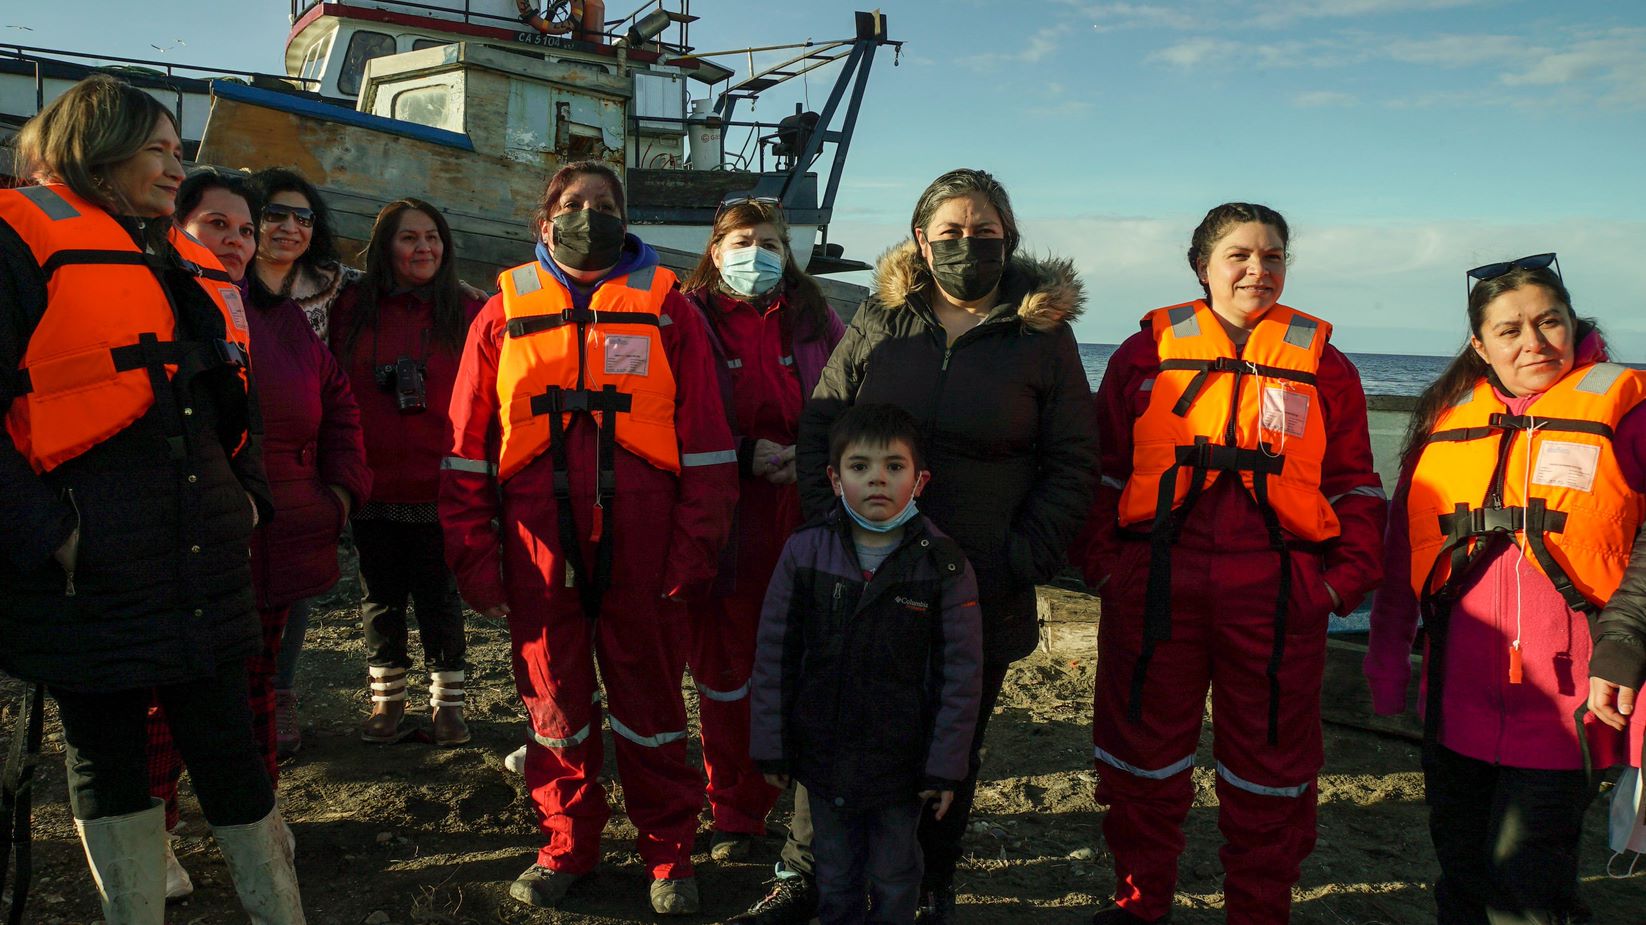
top-left (1, 2), bottom-right (901, 309)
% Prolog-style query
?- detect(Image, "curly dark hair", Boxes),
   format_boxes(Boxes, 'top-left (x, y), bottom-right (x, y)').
top-left (246, 166), bottom-right (340, 270)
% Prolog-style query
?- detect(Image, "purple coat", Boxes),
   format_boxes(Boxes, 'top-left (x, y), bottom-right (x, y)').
top-left (246, 292), bottom-right (372, 610)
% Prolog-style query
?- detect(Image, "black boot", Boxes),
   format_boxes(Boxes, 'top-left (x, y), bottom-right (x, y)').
top-left (915, 886), bottom-right (956, 924)
top-left (1092, 904), bottom-right (1170, 925)
top-left (724, 870), bottom-right (817, 925)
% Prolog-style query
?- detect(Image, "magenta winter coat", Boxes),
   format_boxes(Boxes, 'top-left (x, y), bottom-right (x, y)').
top-left (246, 290), bottom-right (372, 610)
top-left (1367, 334), bottom-right (1646, 770)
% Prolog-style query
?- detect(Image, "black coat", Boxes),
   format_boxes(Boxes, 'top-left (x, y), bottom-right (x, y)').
top-left (797, 241), bottom-right (1096, 664)
top-left (1592, 523), bottom-right (1646, 691)
top-left (0, 212), bottom-right (270, 692)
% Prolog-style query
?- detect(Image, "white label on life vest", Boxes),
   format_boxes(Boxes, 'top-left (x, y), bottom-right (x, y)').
top-left (1261, 386), bottom-right (1310, 438)
top-left (603, 334), bottom-right (650, 376)
top-left (220, 287), bottom-right (248, 333)
top-left (1532, 440), bottom-right (1600, 492)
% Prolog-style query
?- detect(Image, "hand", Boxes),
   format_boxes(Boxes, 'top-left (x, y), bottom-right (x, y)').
top-left (750, 439), bottom-right (789, 478)
top-left (479, 603), bottom-right (511, 619)
top-left (1590, 676), bottom-right (1638, 732)
top-left (458, 279), bottom-right (490, 302)
top-left (328, 484), bottom-right (352, 521)
top-left (53, 529), bottom-right (80, 573)
top-left (919, 789), bottom-right (955, 820)
top-left (766, 457), bottom-right (797, 485)
top-left (763, 773), bottom-right (790, 789)
top-left (246, 491), bottom-right (259, 529)
top-left (1324, 581), bottom-right (1341, 612)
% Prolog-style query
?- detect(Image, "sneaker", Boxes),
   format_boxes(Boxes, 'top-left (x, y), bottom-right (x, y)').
top-left (651, 877), bottom-right (700, 915)
top-left (1091, 905), bottom-right (1169, 925)
top-left (163, 835), bottom-right (193, 901)
top-left (726, 868), bottom-right (817, 925)
top-left (509, 864), bottom-right (584, 908)
top-left (710, 830), bottom-right (754, 861)
top-left (274, 689), bottom-right (301, 759)
top-left (915, 886), bottom-right (955, 924)
top-left (504, 744), bottom-right (528, 774)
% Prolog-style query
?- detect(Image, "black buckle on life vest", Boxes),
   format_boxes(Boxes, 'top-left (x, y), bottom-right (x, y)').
top-left (506, 308), bottom-right (661, 339)
top-left (530, 386), bottom-right (633, 417)
top-left (1438, 503), bottom-right (1568, 540)
top-left (1172, 441), bottom-right (1286, 476)
top-left (213, 339), bottom-right (247, 369)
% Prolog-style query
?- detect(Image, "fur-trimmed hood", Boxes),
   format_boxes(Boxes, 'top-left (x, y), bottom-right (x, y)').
top-left (869, 239), bottom-right (1085, 332)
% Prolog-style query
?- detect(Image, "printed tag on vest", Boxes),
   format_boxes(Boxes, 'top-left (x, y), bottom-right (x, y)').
top-left (603, 334), bottom-right (650, 376)
top-left (1261, 386), bottom-right (1310, 438)
top-left (220, 287), bottom-right (248, 333)
top-left (1532, 440), bottom-right (1600, 492)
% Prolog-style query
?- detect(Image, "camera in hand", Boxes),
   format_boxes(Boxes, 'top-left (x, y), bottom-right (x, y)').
top-left (375, 356), bottom-right (428, 414)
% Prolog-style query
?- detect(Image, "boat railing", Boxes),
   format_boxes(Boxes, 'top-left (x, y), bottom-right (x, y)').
top-left (289, 0), bottom-right (690, 52)
top-left (1, 43), bottom-right (316, 124)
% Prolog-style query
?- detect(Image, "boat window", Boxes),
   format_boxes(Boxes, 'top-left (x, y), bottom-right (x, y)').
top-left (299, 34), bottom-right (332, 83)
top-left (338, 30), bottom-right (396, 97)
top-left (412, 39), bottom-right (450, 52)
top-left (393, 85), bottom-right (452, 130)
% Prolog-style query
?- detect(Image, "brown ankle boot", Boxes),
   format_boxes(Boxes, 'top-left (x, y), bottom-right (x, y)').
top-left (361, 667), bottom-right (411, 743)
top-left (430, 670), bottom-right (471, 746)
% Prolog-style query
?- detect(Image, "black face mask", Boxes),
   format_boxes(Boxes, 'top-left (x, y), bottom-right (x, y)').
top-left (925, 236), bottom-right (1006, 303)
top-left (551, 209), bottom-right (626, 271)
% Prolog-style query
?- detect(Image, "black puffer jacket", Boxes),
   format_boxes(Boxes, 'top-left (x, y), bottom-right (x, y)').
top-left (1592, 523), bottom-right (1646, 691)
top-left (0, 214), bottom-right (270, 693)
top-left (797, 241), bottom-right (1096, 664)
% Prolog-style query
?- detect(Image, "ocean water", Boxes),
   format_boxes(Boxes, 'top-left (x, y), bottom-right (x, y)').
top-left (1080, 343), bottom-right (1456, 398)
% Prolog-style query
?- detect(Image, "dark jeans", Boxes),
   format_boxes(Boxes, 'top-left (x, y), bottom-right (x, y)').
top-left (53, 658), bottom-right (273, 826)
top-left (810, 797), bottom-right (924, 925)
top-left (1425, 745), bottom-right (1593, 925)
top-left (781, 661), bottom-right (1011, 890)
top-left (273, 595), bottom-right (314, 691)
top-left (355, 520), bottom-right (466, 672)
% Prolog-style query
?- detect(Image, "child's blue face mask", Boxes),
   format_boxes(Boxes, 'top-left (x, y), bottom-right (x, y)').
top-left (842, 493), bottom-right (921, 533)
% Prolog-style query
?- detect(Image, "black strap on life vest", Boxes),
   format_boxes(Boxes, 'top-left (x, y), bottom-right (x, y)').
top-left (1158, 357), bottom-right (1317, 418)
top-left (0, 683), bottom-right (46, 925)
top-left (536, 384), bottom-right (631, 621)
top-left (506, 307), bottom-right (659, 339)
top-left (39, 247), bottom-right (234, 284)
top-left (1127, 436), bottom-right (1294, 744)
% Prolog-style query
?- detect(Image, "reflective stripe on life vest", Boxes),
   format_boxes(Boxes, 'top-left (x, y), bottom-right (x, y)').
top-left (0, 184), bottom-right (250, 473)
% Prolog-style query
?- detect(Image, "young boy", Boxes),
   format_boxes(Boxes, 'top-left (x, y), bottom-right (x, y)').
top-left (750, 403), bottom-right (983, 924)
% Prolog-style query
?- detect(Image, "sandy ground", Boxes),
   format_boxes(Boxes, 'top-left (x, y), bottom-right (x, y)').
top-left (3, 581), bottom-right (1644, 925)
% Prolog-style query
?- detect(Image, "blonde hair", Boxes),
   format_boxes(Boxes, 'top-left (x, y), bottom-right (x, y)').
top-left (13, 75), bottom-right (176, 213)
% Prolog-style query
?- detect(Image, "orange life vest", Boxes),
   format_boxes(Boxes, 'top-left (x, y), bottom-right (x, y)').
top-left (495, 259), bottom-right (679, 482)
top-left (1118, 300), bottom-right (1340, 542)
top-left (0, 184), bottom-right (251, 474)
top-left (1407, 364), bottom-right (1646, 612)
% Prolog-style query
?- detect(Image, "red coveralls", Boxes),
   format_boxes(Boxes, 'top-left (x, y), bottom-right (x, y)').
top-left (685, 291), bottom-right (806, 836)
top-left (1075, 326), bottom-right (1385, 923)
top-left (441, 263), bottom-right (737, 880)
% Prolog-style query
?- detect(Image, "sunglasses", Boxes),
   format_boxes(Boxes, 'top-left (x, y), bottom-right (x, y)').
top-left (1465, 252), bottom-right (1560, 298)
top-left (715, 195), bottom-right (783, 220)
top-left (261, 204), bottom-right (315, 228)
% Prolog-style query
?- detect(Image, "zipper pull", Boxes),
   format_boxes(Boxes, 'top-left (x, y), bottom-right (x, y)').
top-left (64, 487), bottom-right (80, 597)
top-left (942, 348), bottom-right (952, 371)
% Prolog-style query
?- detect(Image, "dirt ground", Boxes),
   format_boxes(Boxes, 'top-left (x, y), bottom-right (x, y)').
top-left (3, 579), bottom-right (1644, 925)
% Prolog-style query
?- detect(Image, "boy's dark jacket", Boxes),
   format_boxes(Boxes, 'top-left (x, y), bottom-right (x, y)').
top-left (750, 503), bottom-right (983, 808)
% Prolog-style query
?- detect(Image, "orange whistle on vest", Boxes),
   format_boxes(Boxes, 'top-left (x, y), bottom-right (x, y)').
top-left (1508, 641), bottom-right (1524, 685)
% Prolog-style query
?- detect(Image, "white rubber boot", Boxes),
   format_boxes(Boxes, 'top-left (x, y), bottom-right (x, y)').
top-left (164, 833), bottom-right (194, 901)
top-left (74, 800), bottom-right (166, 924)
top-left (212, 807), bottom-right (307, 924)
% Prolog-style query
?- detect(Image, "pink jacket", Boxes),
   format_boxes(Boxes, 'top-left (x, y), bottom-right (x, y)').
top-left (1366, 336), bottom-right (1646, 769)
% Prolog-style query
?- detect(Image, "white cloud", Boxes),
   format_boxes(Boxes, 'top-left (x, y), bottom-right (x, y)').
top-left (963, 25), bottom-right (1071, 69)
top-left (1067, 0), bottom-right (1489, 31)
top-left (1294, 90), bottom-right (1358, 107)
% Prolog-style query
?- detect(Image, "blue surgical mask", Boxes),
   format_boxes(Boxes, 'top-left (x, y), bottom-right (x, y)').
top-left (841, 493), bottom-right (921, 534)
top-left (719, 245), bottom-right (784, 297)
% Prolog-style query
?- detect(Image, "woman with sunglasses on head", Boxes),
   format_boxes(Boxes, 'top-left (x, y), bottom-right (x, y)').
top-left (0, 76), bottom-right (304, 921)
top-left (1367, 253), bottom-right (1646, 923)
top-left (330, 199), bottom-right (482, 746)
top-left (674, 198), bottom-right (845, 861)
top-left (440, 160), bottom-right (737, 914)
top-left (244, 166), bottom-right (362, 756)
top-left (1078, 203), bottom-right (1384, 924)
top-left (141, 169), bottom-right (370, 900)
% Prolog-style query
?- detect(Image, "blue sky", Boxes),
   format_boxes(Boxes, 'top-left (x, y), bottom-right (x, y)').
top-left (11, 1), bottom-right (1645, 357)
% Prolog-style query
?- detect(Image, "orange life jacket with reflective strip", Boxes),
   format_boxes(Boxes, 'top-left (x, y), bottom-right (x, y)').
top-left (1118, 300), bottom-right (1340, 543)
top-left (0, 184), bottom-right (251, 474)
top-left (1407, 364), bottom-right (1646, 612)
top-left (494, 259), bottom-right (680, 482)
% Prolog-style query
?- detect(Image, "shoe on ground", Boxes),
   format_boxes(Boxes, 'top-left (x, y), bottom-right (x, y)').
top-left (725, 869), bottom-right (817, 925)
top-left (76, 800), bottom-right (166, 920)
top-left (164, 834), bottom-right (193, 901)
top-left (210, 807), bottom-right (305, 923)
top-left (431, 705), bottom-right (471, 746)
top-left (360, 699), bottom-right (410, 744)
top-left (509, 864), bottom-right (584, 908)
top-left (274, 688), bottom-right (301, 759)
top-left (503, 744), bottom-right (528, 774)
top-left (1092, 904), bottom-right (1170, 924)
top-left (709, 830), bottom-right (754, 861)
top-left (916, 885), bottom-right (955, 924)
top-left (651, 877), bottom-right (700, 915)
